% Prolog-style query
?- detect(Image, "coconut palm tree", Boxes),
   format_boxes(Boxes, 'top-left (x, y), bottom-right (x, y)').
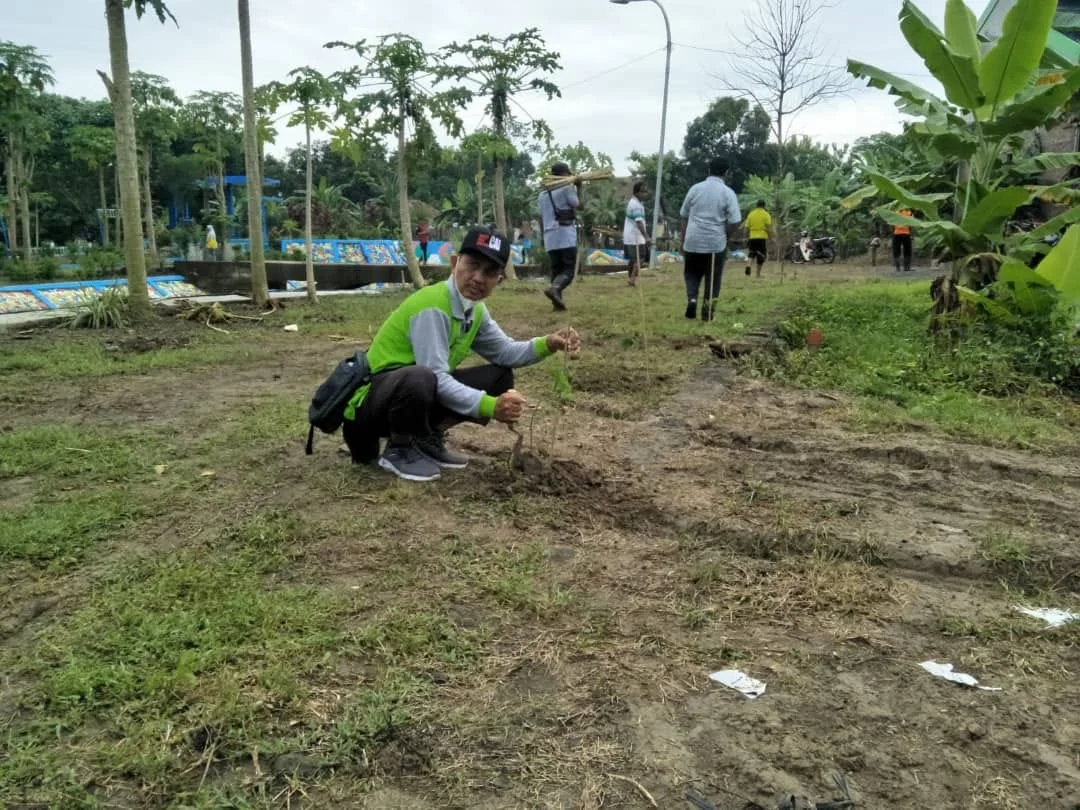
top-left (100, 0), bottom-right (175, 322)
top-left (237, 0), bottom-right (268, 307)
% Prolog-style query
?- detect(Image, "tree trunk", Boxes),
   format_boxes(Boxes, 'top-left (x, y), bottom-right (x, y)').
top-left (98, 164), bottom-right (109, 246)
top-left (142, 144), bottom-right (159, 269)
top-left (304, 122), bottom-right (316, 303)
top-left (238, 0), bottom-right (268, 308)
top-left (5, 143), bottom-right (17, 255)
top-left (114, 161), bottom-right (124, 246)
top-left (18, 161), bottom-right (32, 264)
top-left (103, 0), bottom-right (150, 320)
top-left (493, 157), bottom-right (517, 280)
top-left (398, 112), bottom-right (424, 288)
top-left (475, 155), bottom-right (483, 225)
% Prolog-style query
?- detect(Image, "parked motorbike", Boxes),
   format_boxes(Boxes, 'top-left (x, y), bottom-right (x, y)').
top-left (788, 236), bottom-right (837, 264)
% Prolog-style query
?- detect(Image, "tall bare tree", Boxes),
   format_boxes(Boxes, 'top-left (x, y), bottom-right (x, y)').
top-left (716, 0), bottom-right (850, 177)
top-left (100, 0), bottom-right (175, 322)
top-left (238, 0), bottom-right (268, 307)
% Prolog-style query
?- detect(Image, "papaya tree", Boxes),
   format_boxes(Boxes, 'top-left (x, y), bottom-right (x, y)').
top-left (445, 30), bottom-right (561, 279)
top-left (67, 125), bottom-right (116, 246)
top-left (131, 72), bottom-right (179, 268)
top-left (265, 67), bottom-right (339, 302)
top-left (0, 42), bottom-right (54, 263)
top-left (185, 90), bottom-right (242, 249)
top-left (100, 0), bottom-right (175, 322)
top-left (327, 35), bottom-right (470, 288)
top-left (844, 0), bottom-right (1080, 293)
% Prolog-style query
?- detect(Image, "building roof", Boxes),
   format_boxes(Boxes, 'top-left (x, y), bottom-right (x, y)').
top-left (978, 0), bottom-right (1080, 66)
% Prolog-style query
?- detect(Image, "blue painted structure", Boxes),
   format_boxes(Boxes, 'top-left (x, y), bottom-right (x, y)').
top-left (0, 274), bottom-right (193, 310)
top-left (171, 175), bottom-right (283, 245)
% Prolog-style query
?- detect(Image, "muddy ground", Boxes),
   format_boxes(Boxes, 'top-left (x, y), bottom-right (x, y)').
top-left (2, 274), bottom-right (1079, 809)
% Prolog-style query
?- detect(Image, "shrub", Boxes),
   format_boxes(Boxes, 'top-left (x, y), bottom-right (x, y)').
top-left (68, 287), bottom-right (131, 329)
top-left (76, 248), bottom-right (123, 280)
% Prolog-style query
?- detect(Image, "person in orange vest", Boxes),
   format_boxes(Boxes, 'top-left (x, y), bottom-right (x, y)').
top-left (892, 209), bottom-right (913, 272)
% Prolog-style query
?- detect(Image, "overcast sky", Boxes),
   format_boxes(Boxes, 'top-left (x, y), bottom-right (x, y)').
top-left (7, 0), bottom-right (969, 174)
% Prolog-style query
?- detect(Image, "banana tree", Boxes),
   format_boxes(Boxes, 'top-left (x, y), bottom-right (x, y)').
top-left (844, 0), bottom-right (1080, 289)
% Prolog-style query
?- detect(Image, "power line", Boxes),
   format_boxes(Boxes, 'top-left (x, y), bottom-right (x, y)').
top-left (522, 47), bottom-right (666, 94)
top-left (673, 40), bottom-right (934, 80)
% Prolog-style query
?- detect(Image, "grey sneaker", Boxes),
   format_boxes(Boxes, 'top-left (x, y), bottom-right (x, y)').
top-left (416, 432), bottom-right (469, 469)
top-left (378, 443), bottom-right (441, 482)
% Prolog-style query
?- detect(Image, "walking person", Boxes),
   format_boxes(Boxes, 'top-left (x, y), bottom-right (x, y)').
top-left (538, 162), bottom-right (582, 311)
top-left (869, 234), bottom-right (881, 267)
top-left (679, 157), bottom-right (742, 322)
top-left (416, 219), bottom-right (431, 265)
top-left (892, 209), bottom-right (913, 272)
top-left (339, 226), bottom-right (581, 483)
top-left (623, 181), bottom-right (650, 286)
top-left (742, 199), bottom-right (772, 277)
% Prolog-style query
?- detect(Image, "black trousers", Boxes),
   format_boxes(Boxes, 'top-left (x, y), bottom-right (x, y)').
top-left (892, 234), bottom-right (912, 270)
top-left (419, 242), bottom-right (429, 263)
top-left (342, 364), bottom-right (514, 463)
top-left (547, 247), bottom-right (577, 292)
top-left (684, 250), bottom-right (727, 301)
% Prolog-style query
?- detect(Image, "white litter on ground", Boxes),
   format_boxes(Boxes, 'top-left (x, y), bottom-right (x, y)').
top-left (709, 669), bottom-right (766, 699)
top-left (919, 660), bottom-right (1002, 691)
top-left (1014, 606), bottom-right (1079, 628)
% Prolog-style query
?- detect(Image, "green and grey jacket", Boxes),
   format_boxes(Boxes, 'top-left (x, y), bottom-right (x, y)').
top-left (344, 279), bottom-right (553, 421)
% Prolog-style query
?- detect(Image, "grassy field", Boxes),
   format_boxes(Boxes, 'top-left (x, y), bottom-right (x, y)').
top-left (2, 264), bottom-right (1079, 809)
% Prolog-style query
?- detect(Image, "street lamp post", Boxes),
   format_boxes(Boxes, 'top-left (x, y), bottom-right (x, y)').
top-left (610, 0), bottom-right (671, 270)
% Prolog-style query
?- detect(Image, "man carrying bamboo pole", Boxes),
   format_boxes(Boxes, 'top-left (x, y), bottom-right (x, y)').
top-left (538, 162), bottom-right (582, 311)
top-left (679, 157), bottom-right (742, 322)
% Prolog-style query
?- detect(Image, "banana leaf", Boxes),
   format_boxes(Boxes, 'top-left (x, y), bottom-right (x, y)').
top-left (899, 1), bottom-right (984, 110)
top-left (960, 186), bottom-right (1033, 239)
top-left (868, 172), bottom-right (952, 214)
top-left (979, 0), bottom-right (1058, 114)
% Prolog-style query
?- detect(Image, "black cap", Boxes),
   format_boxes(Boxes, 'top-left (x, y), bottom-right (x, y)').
top-left (459, 226), bottom-right (511, 268)
top-left (551, 161), bottom-right (571, 177)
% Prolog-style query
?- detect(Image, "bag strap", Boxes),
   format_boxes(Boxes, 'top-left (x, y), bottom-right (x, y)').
top-left (305, 424), bottom-right (315, 456)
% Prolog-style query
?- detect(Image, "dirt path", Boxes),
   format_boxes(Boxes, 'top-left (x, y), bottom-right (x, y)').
top-left (4, 317), bottom-right (1079, 808)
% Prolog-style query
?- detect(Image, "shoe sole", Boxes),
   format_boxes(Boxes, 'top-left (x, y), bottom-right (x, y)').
top-left (423, 454), bottom-right (469, 470)
top-left (377, 456), bottom-right (441, 482)
top-left (544, 289), bottom-right (567, 311)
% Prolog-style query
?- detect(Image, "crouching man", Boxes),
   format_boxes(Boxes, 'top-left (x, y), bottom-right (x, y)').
top-left (341, 226), bottom-right (581, 482)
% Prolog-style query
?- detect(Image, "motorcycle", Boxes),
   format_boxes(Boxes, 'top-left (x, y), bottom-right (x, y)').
top-left (787, 236), bottom-right (837, 264)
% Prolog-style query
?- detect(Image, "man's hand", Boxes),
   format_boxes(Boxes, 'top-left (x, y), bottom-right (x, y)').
top-left (494, 389), bottom-right (528, 423)
top-left (545, 327), bottom-right (581, 356)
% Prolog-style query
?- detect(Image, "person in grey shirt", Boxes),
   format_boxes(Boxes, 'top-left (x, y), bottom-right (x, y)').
top-left (679, 157), bottom-right (742, 322)
top-left (538, 162), bottom-right (582, 311)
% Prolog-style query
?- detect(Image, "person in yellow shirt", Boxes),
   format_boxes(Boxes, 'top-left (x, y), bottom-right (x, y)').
top-left (743, 200), bottom-right (772, 277)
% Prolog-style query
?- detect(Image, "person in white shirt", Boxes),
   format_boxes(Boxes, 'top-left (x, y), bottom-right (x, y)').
top-left (622, 181), bottom-right (650, 286)
top-left (679, 157), bottom-right (742, 322)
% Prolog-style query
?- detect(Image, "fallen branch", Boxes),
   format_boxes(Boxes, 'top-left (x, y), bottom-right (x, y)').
top-left (607, 774), bottom-right (658, 808)
top-left (205, 317), bottom-right (230, 335)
